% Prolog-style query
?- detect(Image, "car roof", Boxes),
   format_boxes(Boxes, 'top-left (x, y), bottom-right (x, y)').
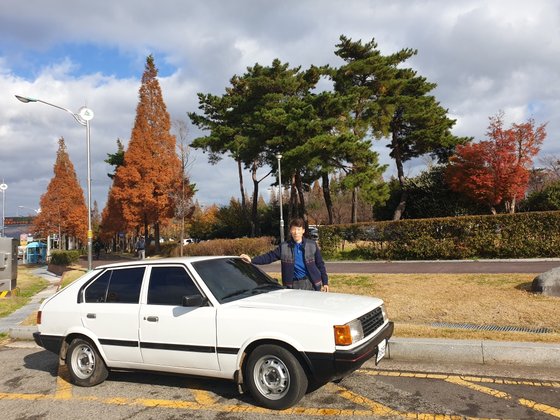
top-left (95, 255), bottom-right (238, 270)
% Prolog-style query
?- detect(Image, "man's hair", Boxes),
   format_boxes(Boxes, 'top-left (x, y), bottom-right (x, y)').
top-left (289, 218), bottom-right (305, 228)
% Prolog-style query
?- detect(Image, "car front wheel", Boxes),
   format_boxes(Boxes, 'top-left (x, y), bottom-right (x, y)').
top-left (66, 338), bottom-right (108, 387)
top-left (245, 344), bottom-right (308, 410)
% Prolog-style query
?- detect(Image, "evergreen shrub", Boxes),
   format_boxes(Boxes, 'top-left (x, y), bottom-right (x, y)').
top-left (318, 211), bottom-right (560, 260)
top-left (49, 250), bottom-right (81, 266)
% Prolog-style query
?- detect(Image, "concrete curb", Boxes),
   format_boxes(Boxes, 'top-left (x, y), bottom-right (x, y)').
top-left (363, 337), bottom-right (560, 369)
top-left (9, 325), bottom-right (37, 341)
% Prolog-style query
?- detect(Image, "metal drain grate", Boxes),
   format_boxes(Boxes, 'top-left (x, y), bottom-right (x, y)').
top-left (431, 322), bottom-right (552, 334)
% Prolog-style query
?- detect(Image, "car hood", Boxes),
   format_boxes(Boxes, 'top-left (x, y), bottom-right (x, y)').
top-left (230, 289), bottom-right (383, 323)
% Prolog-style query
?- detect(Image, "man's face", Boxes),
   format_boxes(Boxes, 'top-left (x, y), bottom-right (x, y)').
top-left (289, 226), bottom-right (305, 243)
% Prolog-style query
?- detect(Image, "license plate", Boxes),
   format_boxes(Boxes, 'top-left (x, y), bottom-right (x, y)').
top-left (376, 339), bottom-right (387, 364)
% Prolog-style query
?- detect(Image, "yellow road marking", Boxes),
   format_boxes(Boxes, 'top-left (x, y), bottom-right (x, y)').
top-left (445, 377), bottom-right (510, 399)
top-left (54, 366), bottom-right (72, 400)
top-left (1, 368), bottom-right (558, 418)
top-left (327, 382), bottom-right (480, 420)
top-left (362, 369), bottom-right (560, 388)
top-left (519, 398), bottom-right (560, 418)
top-left (191, 389), bottom-right (217, 405)
top-left (360, 369), bottom-right (560, 418)
top-left (445, 376), bottom-right (560, 419)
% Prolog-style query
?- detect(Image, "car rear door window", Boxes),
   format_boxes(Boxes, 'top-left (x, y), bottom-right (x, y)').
top-left (147, 266), bottom-right (200, 306)
top-left (84, 267), bottom-right (145, 304)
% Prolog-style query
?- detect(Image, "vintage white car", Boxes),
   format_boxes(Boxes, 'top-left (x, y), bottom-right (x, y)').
top-left (34, 256), bottom-right (393, 409)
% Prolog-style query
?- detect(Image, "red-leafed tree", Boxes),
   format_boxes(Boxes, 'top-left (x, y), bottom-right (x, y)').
top-left (34, 137), bottom-right (88, 247)
top-left (446, 113), bottom-right (547, 214)
top-left (111, 55), bottom-right (181, 250)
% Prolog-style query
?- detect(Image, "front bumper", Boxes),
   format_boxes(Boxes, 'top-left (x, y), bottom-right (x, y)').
top-left (304, 321), bottom-right (394, 383)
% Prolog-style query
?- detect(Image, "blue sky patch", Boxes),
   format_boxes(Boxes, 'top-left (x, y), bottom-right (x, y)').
top-left (6, 42), bottom-right (176, 80)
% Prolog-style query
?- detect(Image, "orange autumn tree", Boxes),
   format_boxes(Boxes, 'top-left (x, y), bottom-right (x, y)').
top-left (99, 185), bottom-right (126, 245)
top-left (111, 55), bottom-right (181, 250)
top-left (446, 112), bottom-right (546, 214)
top-left (34, 137), bottom-right (88, 248)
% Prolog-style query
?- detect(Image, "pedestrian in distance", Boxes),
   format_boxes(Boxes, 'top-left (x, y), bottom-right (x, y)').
top-left (135, 235), bottom-right (146, 260)
top-left (93, 239), bottom-right (103, 260)
top-left (240, 218), bottom-right (329, 292)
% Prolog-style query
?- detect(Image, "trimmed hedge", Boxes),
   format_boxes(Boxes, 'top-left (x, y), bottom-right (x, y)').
top-left (318, 211), bottom-right (560, 260)
top-left (168, 237), bottom-right (277, 257)
top-left (49, 250), bottom-right (81, 266)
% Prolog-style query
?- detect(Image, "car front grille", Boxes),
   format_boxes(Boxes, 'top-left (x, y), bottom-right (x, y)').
top-left (359, 307), bottom-right (384, 337)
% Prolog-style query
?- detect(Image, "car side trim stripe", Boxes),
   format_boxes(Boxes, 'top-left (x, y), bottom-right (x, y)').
top-left (217, 347), bottom-right (239, 355)
top-left (98, 339), bottom-right (240, 355)
top-left (140, 342), bottom-right (216, 353)
top-left (99, 338), bottom-right (139, 347)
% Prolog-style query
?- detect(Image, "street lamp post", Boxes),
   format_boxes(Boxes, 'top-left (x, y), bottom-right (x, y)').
top-left (0, 181), bottom-right (7, 237)
top-left (15, 95), bottom-right (94, 270)
top-left (275, 154), bottom-right (284, 243)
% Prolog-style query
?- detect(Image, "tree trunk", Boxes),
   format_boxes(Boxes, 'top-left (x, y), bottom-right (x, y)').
top-left (237, 159), bottom-right (249, 221)
top-left (351, 187), bottom-right (358, 223)
top-left (506, 197), bottom-right (516, 214)
top-left (250, 161), bottom-right (259, 237)
top-left (154, 222), bottom-right (161, 253)
top-left (392, 136), bottom-right (407, 221)
top-left (295, 172), bottom-right (307, 224)
top-left (289, 175), bottom-right (297, 221)
top-left (321, 173), bottom-right (334, 225)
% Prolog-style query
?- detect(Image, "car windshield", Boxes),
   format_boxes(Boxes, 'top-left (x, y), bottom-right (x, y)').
top-left (192, 257), bottom-right (283, 303)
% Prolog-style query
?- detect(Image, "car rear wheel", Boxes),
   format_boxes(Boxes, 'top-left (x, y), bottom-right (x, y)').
top-left (67, 338), bottom-right (108, 387)
top-left (245, 344), bottom-right (308, 410)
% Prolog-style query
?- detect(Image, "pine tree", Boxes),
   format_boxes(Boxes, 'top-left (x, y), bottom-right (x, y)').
top-left (33, 137), bottom-right (88, 247)
top-left (111, 55), bottom-right (181, 250)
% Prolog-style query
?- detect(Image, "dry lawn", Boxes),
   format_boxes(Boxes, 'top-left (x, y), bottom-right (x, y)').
top-left (327, 273), bottom-right (560, 343)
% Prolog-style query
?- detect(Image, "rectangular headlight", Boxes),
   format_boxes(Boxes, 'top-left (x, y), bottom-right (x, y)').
top-left (334, 319), bottom-right (364, 346)
top-left (381, 304), bottom-right (388, 321)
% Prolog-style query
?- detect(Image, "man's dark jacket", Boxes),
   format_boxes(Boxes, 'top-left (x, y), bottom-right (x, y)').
top-left (251, 238), bottom-right (328, 290)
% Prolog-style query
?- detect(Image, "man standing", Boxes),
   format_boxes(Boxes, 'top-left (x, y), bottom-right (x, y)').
top-left (135, 236), bottom-right (146, 260)
top-left (241, 218), bottom-right (329, 291)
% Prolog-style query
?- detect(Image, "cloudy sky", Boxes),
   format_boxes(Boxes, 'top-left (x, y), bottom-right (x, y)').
top-left (1, 0), bottom-right (558, 220)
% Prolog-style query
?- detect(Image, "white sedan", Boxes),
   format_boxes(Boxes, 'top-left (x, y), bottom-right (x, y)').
top-left (33, 256), bottom-right (393, 410)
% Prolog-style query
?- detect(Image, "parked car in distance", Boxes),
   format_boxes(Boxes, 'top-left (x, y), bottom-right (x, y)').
top-left (33, 256), bottom-right (393, 410)
top-left (182, 238), bottom-right (194, 245)
top-left (308, 225), bottom-right (319, 240)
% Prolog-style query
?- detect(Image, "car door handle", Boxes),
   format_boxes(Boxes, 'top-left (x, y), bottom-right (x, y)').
top-left (86, 313), bottom-right (96, 319)
top-left (145, 316), bottom-right (159, 322)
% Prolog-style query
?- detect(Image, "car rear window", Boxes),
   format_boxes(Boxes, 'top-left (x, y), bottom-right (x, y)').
top-left (84, 267), bottom-right (145, 304)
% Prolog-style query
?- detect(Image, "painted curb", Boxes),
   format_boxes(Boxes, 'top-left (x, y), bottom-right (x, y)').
top-left (363, 337), bottom-right (560, 369)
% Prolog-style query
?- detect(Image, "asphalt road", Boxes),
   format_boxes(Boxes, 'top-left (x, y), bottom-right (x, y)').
top-left (1, 344), bottom-right (559, 419)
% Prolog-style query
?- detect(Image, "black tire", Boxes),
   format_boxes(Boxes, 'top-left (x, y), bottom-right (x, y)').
top-left (245, 344), bottom-right (308, 410)
top-left (66, 338), bottom-right (108, 387)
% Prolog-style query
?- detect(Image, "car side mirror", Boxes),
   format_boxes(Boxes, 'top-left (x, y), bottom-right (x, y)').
top-left (182, 294), bottom-right (208, 307)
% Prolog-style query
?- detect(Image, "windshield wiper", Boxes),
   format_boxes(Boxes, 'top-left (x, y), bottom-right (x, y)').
top-left (221, 289), bottom-right (252, 300)
top-left (250, 283), bottom-right (283, 294)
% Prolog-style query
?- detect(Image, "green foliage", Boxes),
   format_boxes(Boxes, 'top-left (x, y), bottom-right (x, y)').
top-left (49, 250), bottom-right (81, 266)
top-left (520, 180), bottom-right (560, 211)
top-left (375, 166), bottom-right (486, 220)
top-left (319, 211), bottom-right (560, 260)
